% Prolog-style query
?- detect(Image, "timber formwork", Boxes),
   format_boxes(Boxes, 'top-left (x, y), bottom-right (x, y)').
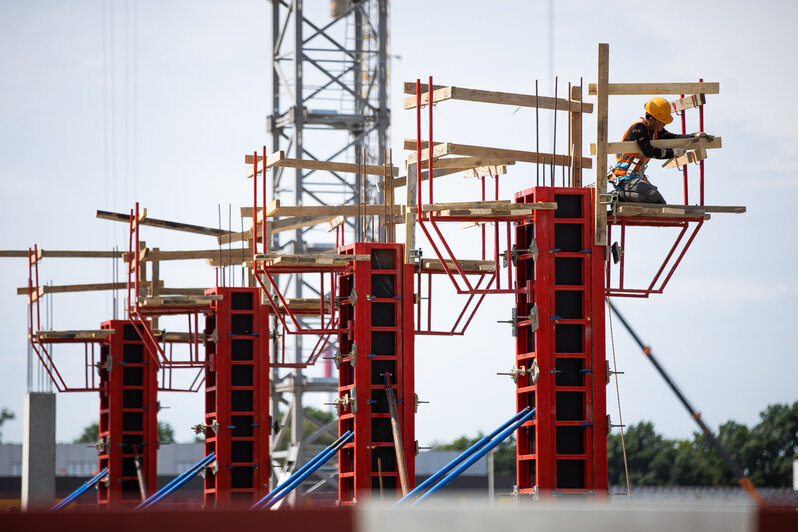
top-left (203, 287), bottom-right (271, 508)
top-left (97, 320), bottom-right (159, 509)
top-left (336, 242), bottom-right (415, 503)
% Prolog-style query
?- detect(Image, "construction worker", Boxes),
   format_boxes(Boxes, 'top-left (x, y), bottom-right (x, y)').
top-left (612, 97), bottom-right (705, 203)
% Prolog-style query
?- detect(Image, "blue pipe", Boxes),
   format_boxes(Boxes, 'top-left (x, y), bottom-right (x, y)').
top-left (135, 452), bottom-right (216, 510)
top-left (395, 408), bottom-right (531, 505)
top-left (258, 432), bottom-right (353, 510)
top-left (251, 430), bottom-right (353, 510)
top-left (412, 408), bottom-right (536, 505)
top-left (49, 467), bottom-right (108, 512)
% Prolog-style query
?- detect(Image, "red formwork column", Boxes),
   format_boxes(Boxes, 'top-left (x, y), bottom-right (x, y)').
top-left (97, 320), bottom-right (159, 509)
top-left (513, 187), bottom-right (608, 500)
top-left (337, 243), bottom-right (415, 504)
top-left (203, 287), bottom-right (270, 508)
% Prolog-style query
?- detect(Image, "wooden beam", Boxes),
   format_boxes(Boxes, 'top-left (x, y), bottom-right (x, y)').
top-left (421, 201), bottom-right (557, 212)
top-left (405, 163), bottom-right (417, 264)
top-left (17, 281), bottom-right (162, 296)
top-left (403, 85), bottom-right (593, 113)
top-left (570, 85), bottom-right (584, 187)
top-left (612, 203), bottom-right (745, 218)
top-left (0, 250), bottom-right (124, 259)
top-left (663, 148), bottom-right (707, 169)
top-left (406, 142), bottom-right (592, 169)
top-left (123, 249), bottom-right (254, 262)
top-left (254, 253), bottom-right (370, 267)
top-left (595, 43), bottom-right (610, 247)
top-left (245, 151), bottom-right (399, 178)
top-left (35, 330), bottom-right (114, 341)
top-left (402, 82), bottom-right (446, 94)
top-left (138, 295), bottom-right (223, 307)
top-left (420, 258), bottom-right (496, 273)
top-left (264, 200), bottom-right (403, 218)
top-left (462, 165), bottom-right (509, 178)
top-left (416, 156), bottom-right (517, 170)
top-left (96, 210), bottom-right (229, 237)
top-left (670, 93), bottom-right (706, 113)
top-left (587, 82), bottom-right (720, 96)
top-left (590, 137), bottom-right (722, 155)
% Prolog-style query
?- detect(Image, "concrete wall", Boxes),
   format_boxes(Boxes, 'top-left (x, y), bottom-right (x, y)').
top-left (21, 392), bottom-right (56, 509)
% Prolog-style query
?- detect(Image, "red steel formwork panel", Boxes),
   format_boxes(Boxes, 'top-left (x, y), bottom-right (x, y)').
top-left (203, 287), bottom-right (270, 508)
top-left (97, 320), bottom-right (159, 509)
top-left (337, 243), bottom-right (415, 504)
top-left (513, 187), bottom-right (607, 499)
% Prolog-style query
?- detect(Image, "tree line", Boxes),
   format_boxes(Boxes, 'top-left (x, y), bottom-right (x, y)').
top-left (434, 401), bottom-right (797, 487)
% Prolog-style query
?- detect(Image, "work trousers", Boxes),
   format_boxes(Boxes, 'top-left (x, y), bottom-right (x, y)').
top-left (616, 176), bottom-right (666, 204)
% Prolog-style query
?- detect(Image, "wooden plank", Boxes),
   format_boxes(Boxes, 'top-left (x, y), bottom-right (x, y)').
top-left (138, 295), bottom-right (223, 307)
top-left (416, 156), bottom-right (516, 170)
top-left (670, 93), bottom-right (706, 113)
top-left (590, 137), bottom-right (722, 155)
top-left (273, 298), bottom-right (335, 312)
top-left (663, 148), bottom-right (707, 169)
top-left (421, 201), bottom-right (557, 212)
top-left (435, 207), bottom-right (541, 218)
top-left (420, 258), bottom-right (495, 273)
top-left (462, 165), bottom-right (509, 178)
top-left (570, 85), bottom-right (584, 187)
top-left (327, 215), bottom-right (345, 232)
top-left (152, 331), bottom-right (206, 343)
top-left (124, 249), bottom-right (255, 262)
top-left (595, 43), bottom-right (610, 246)
top-left (96, 210), bottom-right (228, 237)
top-left (406, 142), bottom-right (592, 169)
top-left (402, 82), bottom-right (447, 94)
top-left (17, 281), bottom-right (162, 296)
top-left (612, 203), bottom-right (744, 216)
top-left (587, 82), bottom-right (720, 96)
top-left (0, 250), bottom-right (124, 259)
top-left (255, 254), bottom-right (367, 267)
top-left (245, 151), bottom-right (399, 178)
top-left (403, 85), bottom-right (593, 113)
top-left (405, 163), bottom-right (417, 264)
top-left (264, 200), bottom-right (403, 218)
top-left (35, 330), bottom-right (114, 340)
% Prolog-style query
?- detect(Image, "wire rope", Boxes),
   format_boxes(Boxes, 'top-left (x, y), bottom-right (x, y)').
top-left (606, 296), bottom-right (632, 503)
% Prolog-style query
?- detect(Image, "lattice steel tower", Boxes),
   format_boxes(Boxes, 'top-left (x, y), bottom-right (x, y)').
top-left (266, 0), bottom-right (390, 495)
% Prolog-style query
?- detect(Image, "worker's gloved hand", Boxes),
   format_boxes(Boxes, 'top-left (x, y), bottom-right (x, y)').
top-left (672, 147), bottom-right (686, 158)
top-left (692, 131), bottom-right (715, 142)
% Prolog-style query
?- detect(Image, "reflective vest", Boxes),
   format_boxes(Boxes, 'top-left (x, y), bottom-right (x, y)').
top-left (613, 119), bottom-right (659, 179)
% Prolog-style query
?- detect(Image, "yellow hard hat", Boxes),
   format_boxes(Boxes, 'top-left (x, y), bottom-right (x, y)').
top-left (644, 97), bottom-right (673, 124)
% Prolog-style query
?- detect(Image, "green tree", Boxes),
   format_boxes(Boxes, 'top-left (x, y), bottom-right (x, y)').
top-left (746, 402), bottom-right (798, 487)
top-left (608, 421), bottom-right (677, 486)
top-left (0, 408), bottom-right (15, 443)
top-left (74, 421), bottom-right (176, 444)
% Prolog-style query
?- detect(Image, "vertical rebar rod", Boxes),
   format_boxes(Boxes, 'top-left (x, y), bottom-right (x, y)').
top-left (535, 80), bottom-right (540, 186)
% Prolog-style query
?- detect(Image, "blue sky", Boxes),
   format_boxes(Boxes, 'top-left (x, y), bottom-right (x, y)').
top-left (1, 0), bottom-right (796, 448)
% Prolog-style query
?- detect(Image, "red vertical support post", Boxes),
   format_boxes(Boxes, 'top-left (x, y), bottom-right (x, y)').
top-left (203, 287), bottom-right (270, 508)
top-left (97, 320), bottom-right (158, 509)
top-left (337, 243), bottom-right (415, 504)
top-left (513, 186), bottom-right (607, 500)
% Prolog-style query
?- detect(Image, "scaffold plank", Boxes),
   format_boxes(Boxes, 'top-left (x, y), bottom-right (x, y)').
top-left (245, 151), bottom-right (399, 178)
top-left (35, 330), bottom-right (115, 340)
top-left (402, 84), bottom-right (593, 113)
top-left (670, 93), bottom-right (707, 113)
top-left (587, 82), bottom-right (720, 95)
top-left (663, 148), bottom-right (707, 168)
top-left (254, 253), bottom-right (370, 267)
top-left (421, 201), bottom-right (556, 212)
top-left (138, 295), bottom-right (223, 307)
top-left (419, 258), bottom-right (495, 273)
top-left (613, 203), bottom-right (744, 217)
